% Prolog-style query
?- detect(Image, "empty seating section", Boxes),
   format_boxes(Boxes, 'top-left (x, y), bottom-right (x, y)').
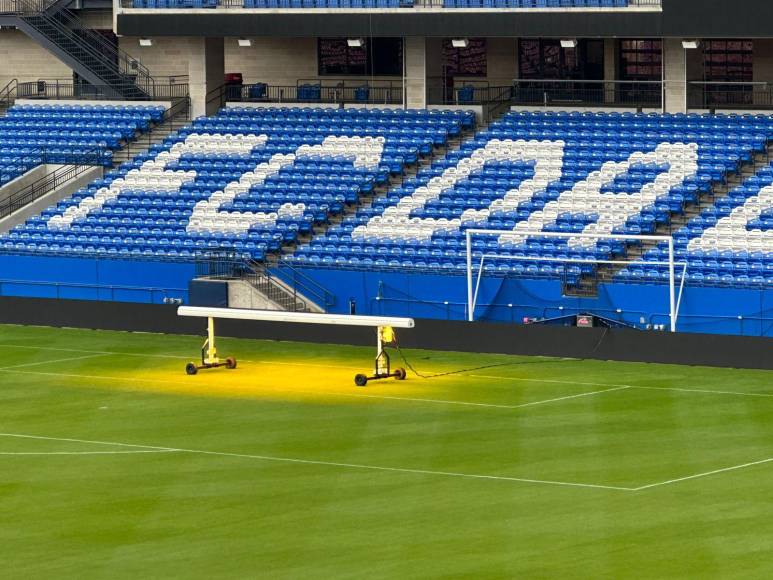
top-left (288, 111), bottom-right (771, 286)
top-left (619, 164), bottom-right (773, 287)
top-left (0, 104), bottom-right (162, 185)
top-left (1, 107), bottom-right (469, 260)
top-left (129, 0), bottom-right (632, 7)
top-left (445, 0), bottom-right (629, 7)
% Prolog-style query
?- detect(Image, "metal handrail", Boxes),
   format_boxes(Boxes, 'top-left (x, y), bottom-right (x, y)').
top-left (196, 251), bottom-right (335, 312)
top-left (0, 146), bottom-right (106, 219)
top-left (117, 0), bottom-right (663, 8)
top-left (14, 79), bottom-right (189, 101)
top-left (3, 0), bottom-right (157, 98)
top-left (269, 259), bottom-right (335, 310)
top-left (0, 78), bottom-right (17, 110)
top-left (229, 83), bottom-right (403, 105)
top-left (118, 97), bottom-right (191, 163)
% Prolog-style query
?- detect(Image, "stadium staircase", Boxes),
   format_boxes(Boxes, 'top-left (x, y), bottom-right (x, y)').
top-left (0, 0), bottom-right (155, 100)
top-left (295, 119), bottom-right (480, 258)
top-left (111, 99), bottom-right (192, 167)
top-left (197, 253), bottom-right (332, 312)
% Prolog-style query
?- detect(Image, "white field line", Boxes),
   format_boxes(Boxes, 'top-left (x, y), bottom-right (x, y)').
top-left (0, 433), bottom-right (633, 492)
top-left (634, 456), bottom-right (773, 491)
top-left (0, 450), bottom-right (178, 456)
top-left (0, 353), bottom-right (110, 371)
top-left (631, 385), bottom-right (773, 399)
top-left (0, 343), bottom-right (771, 400)
top-left (0, 367), bottom-right (628, 411)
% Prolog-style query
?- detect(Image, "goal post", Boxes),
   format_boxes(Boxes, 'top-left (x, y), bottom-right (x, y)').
top-left (464, 229), bottom-right (687, 333)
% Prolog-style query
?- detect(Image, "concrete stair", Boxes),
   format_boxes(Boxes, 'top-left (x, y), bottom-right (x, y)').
top-left (589, 144), bottom-right (773, 289)
top-left (111, 103), bottom-right (191, 168)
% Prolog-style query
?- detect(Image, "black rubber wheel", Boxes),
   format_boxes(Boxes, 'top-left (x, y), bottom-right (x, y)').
top-left (185, 363), bottom-right (198, 376)
top-left (226, 357), bottom-right (237, 369)
top-left (395, 367), bottom-right (407, 380)
top-left (354, 374), bottom-right (368, 387)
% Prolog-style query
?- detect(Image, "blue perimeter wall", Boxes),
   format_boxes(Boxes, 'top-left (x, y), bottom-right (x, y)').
top-left (289, 268), bottom-right (773, 338)
top-left (0, 253), bottom-right (770, 337)
top-left (0, 255), bottom-right (194, 304)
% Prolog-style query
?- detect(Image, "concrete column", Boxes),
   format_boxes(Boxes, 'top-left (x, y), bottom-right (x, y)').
top-left (754, 39), bottom-right (773, 83)
top-left (404, 36), bottom-right (426, 109)
top-left (189, 37), bottom-right (225, 118)
top-left (487, 38), bottom-right (518, 86)
top-left (604, 38), bottom-right (617, 104)
top-left (663, 38), bottom-right (687, 113)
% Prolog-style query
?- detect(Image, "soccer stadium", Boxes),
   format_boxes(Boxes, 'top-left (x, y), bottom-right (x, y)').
top-left (0, 0), bottom-right (772, 577)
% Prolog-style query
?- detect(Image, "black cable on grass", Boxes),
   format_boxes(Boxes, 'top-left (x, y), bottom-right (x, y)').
top-left (590, 327), bottom-right (609, 354)
top-left (393, 341), bottom-right (557, 380)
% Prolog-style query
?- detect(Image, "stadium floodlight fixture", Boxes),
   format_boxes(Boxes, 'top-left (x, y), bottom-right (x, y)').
top-left (682, 40), bottom-right (701, 49)
top-left (237, 38), bottom-right (252, 47)
top-left (347, 38), bottom-right (364, 48)
top-left (560, 39), bottom-right (578, 49)
top-left (451, 38), bottom-right (469, 49)
top-left (138, 38), bottom-right (153, 47)
top-left (177, 307), bottom-right (415, 385)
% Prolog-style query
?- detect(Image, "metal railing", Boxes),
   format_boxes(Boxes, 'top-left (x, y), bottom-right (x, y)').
top-left (0, 79), bottom-right (17, 111)
top-left (269, 259), bottom-right (336, 311)
top-left (508, 79), bottom-right (662, 109)
top-left (0, 147), bottom-right (106, 219)
top-left (687, 82), bottom-right (773, 111)
top-left (208, 80), bottom-right (403, 108)
top-left (119, 0), bottom-right (661, 8)
top-left (428, 79), bottom-right (662, 109)
top-left (12, 79), bottom-right (189, 101)
top-left (195, 250), bottom-right (335, 312)
top-left (232, 82), bottom-right (403, 105)
top-left (428, 79), bottom-right (503, 105)
top-left (117, 97), bottom-right (191, 163)
top-left (0, 0), bottom-right (157, 99)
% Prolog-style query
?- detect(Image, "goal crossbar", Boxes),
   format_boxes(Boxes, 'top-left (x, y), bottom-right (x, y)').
top-left (464, 229), bottom-right (681, 332)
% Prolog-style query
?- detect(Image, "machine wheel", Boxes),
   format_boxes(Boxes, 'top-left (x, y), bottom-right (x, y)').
top-left (185, 362), bottom-right (198, 375)
top-left (225, 357), bottom-right (237, 369)
top-left (394, 367), bottom-right (407, 380)
top-left (354, 374), bottom-right (368, 387)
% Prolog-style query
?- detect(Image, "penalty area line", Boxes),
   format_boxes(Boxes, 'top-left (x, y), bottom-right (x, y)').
top-left (0, 353), bottom-right (111, 371)
top-left (0, 450), bottom-right (179, 456)
top-left (633, 456), bottom-right (773, 491)
top-left (0, 432), bottom-right (633, 492)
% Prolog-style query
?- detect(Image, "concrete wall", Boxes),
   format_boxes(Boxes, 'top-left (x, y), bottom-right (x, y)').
top-left (0, 165), bottom-right (49, 206)
top-left (753, 39), bottom-right (773, 83)
top-left (663, 38), bottom-right (687, 114)
top-left (227, 280), bottom-right (281, 310)
top-left (188, 37), bottom-right (225, 117)
top-left (486, 37), bottom-right (517, 86)
top-left (119, 36), bottom-right (192, 79)
top-left (0, 30), bottom-right (71, 89)
top-left (0, 10), bottom-right (115, 88)
top-left (78, 9), bottom-right (113, 30)
top-left (0, 165), bottom-right (104, 234)
top-left (225, 37), bottom-right (316, 86)
top-left (404, 36), bottom-right (426, 109)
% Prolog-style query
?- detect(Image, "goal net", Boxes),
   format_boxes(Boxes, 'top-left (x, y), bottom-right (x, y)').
top-left (464, 229), bottom-right (687, 332)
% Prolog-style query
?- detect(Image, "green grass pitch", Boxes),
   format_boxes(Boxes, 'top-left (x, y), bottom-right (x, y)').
top-left (1, 323), bottom-right (772, 578)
